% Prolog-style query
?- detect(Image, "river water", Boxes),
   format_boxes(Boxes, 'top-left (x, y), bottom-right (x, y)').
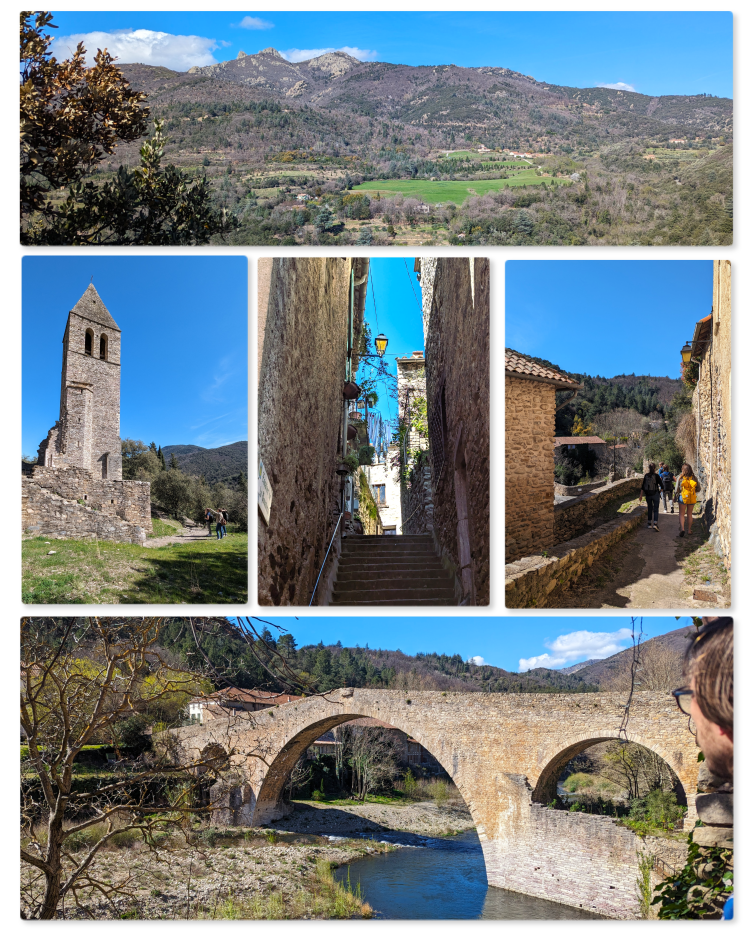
top-left (334, 829), bottom-right (607, 920)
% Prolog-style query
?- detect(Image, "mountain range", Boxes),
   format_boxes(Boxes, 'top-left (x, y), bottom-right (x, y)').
top-left (118, 49), bottom-right (731, 163)
top-left (161, 441), bottom-right (247, 484)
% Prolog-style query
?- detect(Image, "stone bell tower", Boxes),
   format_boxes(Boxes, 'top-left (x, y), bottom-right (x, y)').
top-left (38, 284), bottom-right (123, 480)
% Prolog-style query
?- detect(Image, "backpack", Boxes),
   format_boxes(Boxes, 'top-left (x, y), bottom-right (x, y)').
top-left (681, 477), bottom-right (698, 505)
top-left (662, 472), bottom-right (674, 488)
top-left (643, 474), bottom-right (660, 494)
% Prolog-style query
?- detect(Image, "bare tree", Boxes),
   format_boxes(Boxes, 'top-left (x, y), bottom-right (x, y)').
top-left (339, 725), bottom-right (400, 802)
top-left (600, 642), bottom-right (684, 694)
top-left (20, 617), bottom-right (233, 919)
top-left (284, 757), bottom-right (313, 801)
top-left (599, 742), bottom-right (678, 800)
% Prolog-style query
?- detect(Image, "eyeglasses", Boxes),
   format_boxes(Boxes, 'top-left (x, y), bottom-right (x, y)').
top-left (672, 687), bottom-right (693, 716)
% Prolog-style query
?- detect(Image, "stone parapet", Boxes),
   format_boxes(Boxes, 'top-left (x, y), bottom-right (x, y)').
top-left (553, 477), bottom-right (641, 544)
top-left (22, 479), bottom-right (146, 544)
top-left (554, 478), bottom-right (607, 497)
top-left (505, 506), bottom-right (646, 607)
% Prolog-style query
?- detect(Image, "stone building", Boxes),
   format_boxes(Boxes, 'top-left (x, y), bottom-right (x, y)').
top-left (38, 284), bottom-right (123, 479)
top-left (402, 258), bottom-right (490, 605)
top-left (505, 350), bottom-right (582, 561)
top-left (363, 447), bottom-right (401, 534)
top-left (257, 257), bottom-right (380, 605)
top-left (689, 259), bottom-right (731, 571)
top-left (22, 285), bottom-right (151, 543)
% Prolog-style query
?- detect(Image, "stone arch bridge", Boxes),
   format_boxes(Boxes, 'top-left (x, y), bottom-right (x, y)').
top-left (170, 689), bottom-right (698, 919)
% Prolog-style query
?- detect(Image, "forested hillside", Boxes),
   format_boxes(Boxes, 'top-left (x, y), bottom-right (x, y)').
top-left (158, 619), bottom-right (599, 694)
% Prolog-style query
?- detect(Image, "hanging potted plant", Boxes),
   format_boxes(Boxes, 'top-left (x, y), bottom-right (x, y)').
top-left (347, 423), bottom-right (358, 440)
top-left (342, 379), bottom-right (361, 400)
top-left (348, 409), bottom-right (363, 422)
top-left (341, 453), bottom-right (360, 475)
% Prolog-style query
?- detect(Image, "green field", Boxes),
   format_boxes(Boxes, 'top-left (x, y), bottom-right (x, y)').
top-left (353, 172), bottom-right (568, 205)
top-left (22, 529), bottom-right (248, 604)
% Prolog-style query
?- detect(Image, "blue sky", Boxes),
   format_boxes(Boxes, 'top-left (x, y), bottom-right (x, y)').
top-left (249, 616), bottom-right (695, 673)
top-left (506, 261), bottom-right (714, 379)
top-left (22, 257), bottom-right (247, 457)
top-left (361, 258), bottom-right (425, 428)
top-left (46, 12), bottom-right (733, 98)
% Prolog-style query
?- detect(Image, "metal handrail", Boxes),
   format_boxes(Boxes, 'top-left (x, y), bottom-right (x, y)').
top-left (309, 511), bottom-right (344, 606)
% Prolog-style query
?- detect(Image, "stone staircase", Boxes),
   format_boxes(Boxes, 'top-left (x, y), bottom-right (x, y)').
top-left (330, 534), bottom-right (457, 606)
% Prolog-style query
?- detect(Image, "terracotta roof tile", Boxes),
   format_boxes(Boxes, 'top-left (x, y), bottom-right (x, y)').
top-left (505, 349), bottom-right (581, 389)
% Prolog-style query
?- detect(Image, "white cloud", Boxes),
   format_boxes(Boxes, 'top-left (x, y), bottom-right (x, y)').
top-left (235, 16), bottom-right (274, 30)
top-left (50, 29), bottom-right (220, 70)
top-left (468, 656), bottom-right (485, 666)
top-left (597, 81), bottom-right (637, 93)
top-left (518, 628), bottom-right (632, 673)
top-left (279, 46), bottom-right (378, 63)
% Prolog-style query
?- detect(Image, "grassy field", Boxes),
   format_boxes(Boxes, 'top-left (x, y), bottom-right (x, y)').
top-left (22, 528), bottom-right (247, 604)
top-left (353, 172), bottom-right (568, 204)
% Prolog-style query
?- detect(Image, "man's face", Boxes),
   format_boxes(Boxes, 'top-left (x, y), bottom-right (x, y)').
top-left (689, 677), bottom-right (733, 781)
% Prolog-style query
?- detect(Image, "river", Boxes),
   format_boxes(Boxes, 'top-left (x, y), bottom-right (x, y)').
top-left (335, 829), bottom-right (607, 920)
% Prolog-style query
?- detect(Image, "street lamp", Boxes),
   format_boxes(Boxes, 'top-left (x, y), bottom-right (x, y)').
top-left (375, 333), bottom-right (388, 358)
top-left (681, 342), bottom-right (692, 364)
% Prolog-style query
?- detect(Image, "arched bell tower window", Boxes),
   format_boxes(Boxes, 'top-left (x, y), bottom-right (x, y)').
top-left (84, 329), bottom-right (93, 356)
top-left (100, 334), bottom-right (108, 360)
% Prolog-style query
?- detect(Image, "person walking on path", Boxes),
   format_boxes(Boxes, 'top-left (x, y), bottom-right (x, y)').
top-left (661, 465), bottom-right (676, 513)
top-left (639, 463), bottom-right (663, 531)
top-left (218, 508), bottom-right (228, 540)
top-left (214, 507), bottom-right (225, 539)
top-left (204, 508), bottom-right (214, 537)
top-left (675, 463), bottom-right (701, 537)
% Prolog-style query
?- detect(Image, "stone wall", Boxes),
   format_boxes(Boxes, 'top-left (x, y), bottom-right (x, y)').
top-left (505, 505), bottom-right (646, 607)
top-left (22, 479), bottom-right (146, 544)
top-left (421, 258), bottom-right (490, 605)
top-left (554, 478), bottom-right (607, 497)
top-left (168, 688), bottom-right (699, 919)
top-left (28, 466), bottom-right (151, 531)
top-left (693, 260), bottom-right (731, 571)
top-left (553, 477), bottom-right (641, 544)
top-left (506, 375), bottom-right (556, 561)
top-left (257, 258), bottom-right (367, 606)
top-left (400, 454), bottom-right (434, 536)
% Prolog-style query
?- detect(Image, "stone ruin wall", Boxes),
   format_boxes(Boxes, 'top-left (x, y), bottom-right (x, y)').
top-left (28, 466), bottom-right (151, 531)
top-left (692, 260), bottom-right (731, 571)
top-left (22, 478), bottom-right (147, 544)
top-left (422, 258), bottom-right (490, 605)
top-left (506, 375), bottom-right (556, 561)
top-left (553, 477), bottom-right (642, 544)
top-left (257, 258), bottom-right (359, 606)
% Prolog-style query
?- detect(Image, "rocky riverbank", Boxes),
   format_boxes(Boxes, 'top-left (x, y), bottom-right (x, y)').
top-left (23, 798), bottom-right (475, 919)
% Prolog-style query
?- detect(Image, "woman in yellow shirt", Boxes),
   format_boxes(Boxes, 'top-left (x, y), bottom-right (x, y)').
top-left (675, 463), bottom-right (701, 537)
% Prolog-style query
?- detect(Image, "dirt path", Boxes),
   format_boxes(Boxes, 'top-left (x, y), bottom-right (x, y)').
top-left (550, 502), bottom-right (729, 609)
top-left (143, 525), bottom-right (220, 549)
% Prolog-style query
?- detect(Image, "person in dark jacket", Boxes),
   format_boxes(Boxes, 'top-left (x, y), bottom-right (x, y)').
top-left (204, 508), bottom-right (213, 536)
top-left (639, 463), bottom-right (663, 531)
top-left (660, 465), bottom-right (676, 513)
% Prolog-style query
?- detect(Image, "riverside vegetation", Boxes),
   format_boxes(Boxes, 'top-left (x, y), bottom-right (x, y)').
top-left (21, 14), bottom-right (732, 247)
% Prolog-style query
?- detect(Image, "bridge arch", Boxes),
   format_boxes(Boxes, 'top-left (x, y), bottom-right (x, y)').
top-left (251, 709), bottom-right (481, 831)
top-left (530, 730), bottom-right (689, 806)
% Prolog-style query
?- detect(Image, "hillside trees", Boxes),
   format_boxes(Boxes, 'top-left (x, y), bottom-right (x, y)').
top-left (21, 12), bottom-right (235, 245)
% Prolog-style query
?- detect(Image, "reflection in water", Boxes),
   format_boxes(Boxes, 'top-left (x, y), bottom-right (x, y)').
top-left (335, 830), bottom-right (608, 920)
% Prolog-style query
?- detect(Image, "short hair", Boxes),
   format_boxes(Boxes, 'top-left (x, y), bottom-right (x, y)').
top-left (685, 618), bottom-right (733, 731)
